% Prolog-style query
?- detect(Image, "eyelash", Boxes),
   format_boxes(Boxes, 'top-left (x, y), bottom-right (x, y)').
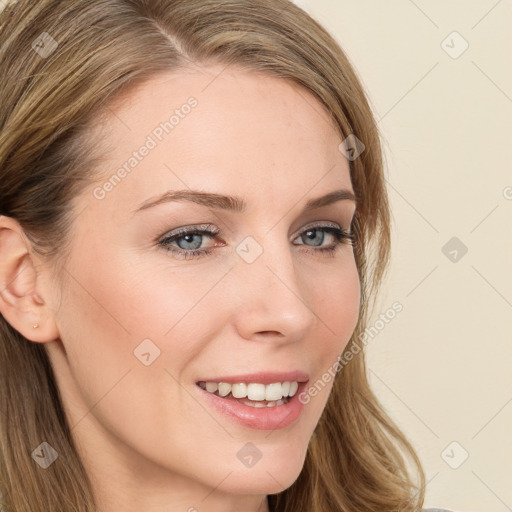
top-left (157, 223), bottom-right (355, 260)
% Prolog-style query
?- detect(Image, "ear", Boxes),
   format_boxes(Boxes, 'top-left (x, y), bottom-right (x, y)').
top-left (0, 215), bottom-right (60, 343)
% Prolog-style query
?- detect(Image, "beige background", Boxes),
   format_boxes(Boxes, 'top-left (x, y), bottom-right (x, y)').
top-left (1, 0), bottom-right (510, 510)
top-left (293, 1), bottom-right (512, 511)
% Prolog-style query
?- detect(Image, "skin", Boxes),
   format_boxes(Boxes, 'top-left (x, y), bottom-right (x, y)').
top-left (0, 64), bottom-right (360, 512)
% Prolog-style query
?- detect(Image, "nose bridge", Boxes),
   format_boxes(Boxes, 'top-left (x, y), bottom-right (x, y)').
top-left (231, 227), bottom-right (317, 340)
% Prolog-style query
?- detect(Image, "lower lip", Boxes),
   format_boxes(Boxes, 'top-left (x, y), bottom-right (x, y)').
top-left (195, 383), bottom-right (307, 431)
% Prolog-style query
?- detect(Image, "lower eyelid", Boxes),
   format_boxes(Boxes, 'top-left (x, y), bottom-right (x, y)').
top-left (159, 224), bottom-right (351, 256)
top-left (164, 228), bottom-right (336, 246)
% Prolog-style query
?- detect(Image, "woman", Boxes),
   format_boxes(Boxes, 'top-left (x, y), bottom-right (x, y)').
top-left (0, 0), bottom-right (451, 511)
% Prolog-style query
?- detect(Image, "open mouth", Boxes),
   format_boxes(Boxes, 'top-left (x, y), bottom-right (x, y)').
top-left (196, 381), bottom-right (300, 408)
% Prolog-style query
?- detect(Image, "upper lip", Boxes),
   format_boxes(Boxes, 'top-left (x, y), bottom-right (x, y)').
top-left (196, 370), bottom-right (309, 385)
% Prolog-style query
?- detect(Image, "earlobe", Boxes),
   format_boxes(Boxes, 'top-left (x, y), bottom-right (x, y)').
top-left (0, 215), bottom-right (60, 343)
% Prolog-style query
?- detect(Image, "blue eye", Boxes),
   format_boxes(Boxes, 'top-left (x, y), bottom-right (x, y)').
top-left (157, 223), bottom-right (354, 260)
top-left (157, 223), bottom-right (220, 260)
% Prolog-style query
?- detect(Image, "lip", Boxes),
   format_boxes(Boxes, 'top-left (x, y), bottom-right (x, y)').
top-left (195, 370), bottom-right (310, 385)
top-left (195, 380), bottom-right (309, 431)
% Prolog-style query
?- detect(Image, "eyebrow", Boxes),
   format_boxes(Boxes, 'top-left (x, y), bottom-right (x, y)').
top-left (131, 188), bottom-right (356, 216)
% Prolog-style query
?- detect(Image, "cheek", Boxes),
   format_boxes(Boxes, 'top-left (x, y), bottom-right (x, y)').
top-left (54, 256), bottom-right (238, 477)
top-left (299, 255), bottom-right (360, 411)
top-left (310, 253), bottom-right (361, 352)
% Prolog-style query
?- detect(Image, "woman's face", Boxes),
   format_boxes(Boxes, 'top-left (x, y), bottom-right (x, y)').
top-left (44, 64), bottom-right (360, 510)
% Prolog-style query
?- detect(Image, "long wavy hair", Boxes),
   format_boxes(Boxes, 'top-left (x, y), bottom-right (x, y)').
top-left (0, 0), bottom-right (426, 510)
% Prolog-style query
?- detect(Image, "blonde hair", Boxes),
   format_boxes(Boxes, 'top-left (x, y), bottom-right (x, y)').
top-left (0, 0), bottom-right (426, 510)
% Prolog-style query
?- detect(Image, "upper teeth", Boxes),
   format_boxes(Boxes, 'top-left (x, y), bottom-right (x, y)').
top-left (202, 381), bottom-right (299, 401)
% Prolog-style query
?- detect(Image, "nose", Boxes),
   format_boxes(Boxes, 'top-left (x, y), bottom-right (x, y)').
top-left (230, 233), bottom-right (318, 344)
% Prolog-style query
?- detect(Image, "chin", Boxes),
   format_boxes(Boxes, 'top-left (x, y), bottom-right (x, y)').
top-left (225, 468), bottom-right (302, 496)
top-left (223, 448), bottom-right (306, 495)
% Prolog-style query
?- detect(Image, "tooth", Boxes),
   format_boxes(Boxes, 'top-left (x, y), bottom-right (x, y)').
top-left (266, 400), bottom-right (277, 407)
top-left (265, 383), bottom-right (283, 401)
top-left (205, 382), bottom-right (218, 393)
top-left (276, 399), bottom-right (285, 406)
top-left (247, 383), bottom-right (266, 401)
top-left (207, 380), bottom-right (299, 400)
top-left (252, 401), bottom-right (266, 408)
top-left (218, 382), bottom-right (231, 397)
top-left (232, 383), bottom-right (248, 398)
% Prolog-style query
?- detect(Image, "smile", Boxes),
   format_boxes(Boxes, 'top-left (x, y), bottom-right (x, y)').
top-left (197, 381), bottom-right (299, 408)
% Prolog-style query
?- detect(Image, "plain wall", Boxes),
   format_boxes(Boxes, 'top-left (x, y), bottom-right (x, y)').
top-left (293, 1), bottom-right (512, 511)
top-left (1, 0), bottom-right (510, 510)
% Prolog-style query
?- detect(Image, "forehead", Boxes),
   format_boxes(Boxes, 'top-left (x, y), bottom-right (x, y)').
top-left (84, 64), bottom-right (352, 217)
